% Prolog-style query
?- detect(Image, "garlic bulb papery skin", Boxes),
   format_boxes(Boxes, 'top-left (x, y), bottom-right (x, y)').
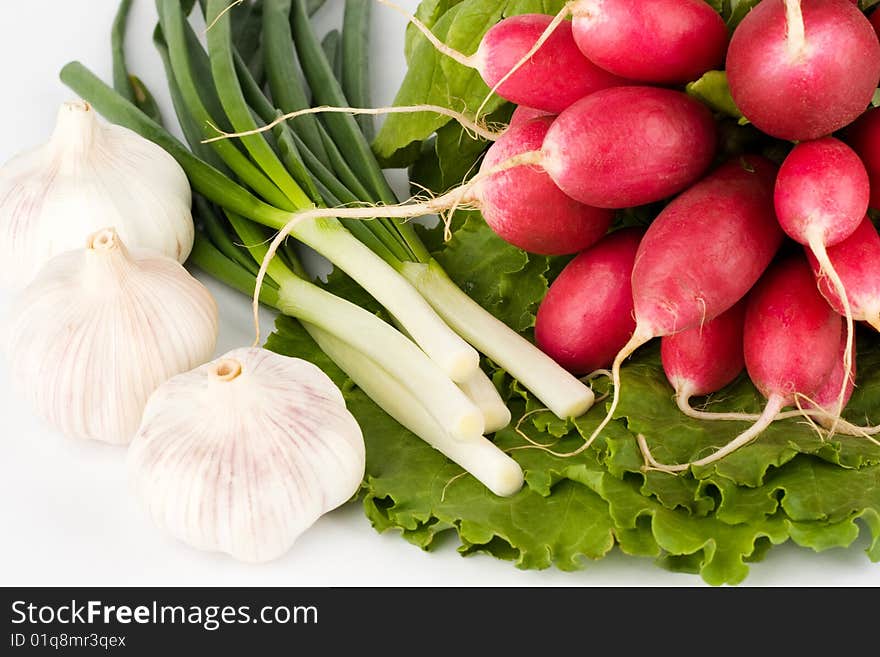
top-left (0, 100), bottom-right (193, 289)
top-left (127, 347), bottom-right (366, 563)
top-left (4, 227), bottom-right (218, 444)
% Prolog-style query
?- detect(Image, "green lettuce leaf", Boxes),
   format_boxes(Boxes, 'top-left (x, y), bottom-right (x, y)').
top-left (266, 309), bottom-right (880, 584)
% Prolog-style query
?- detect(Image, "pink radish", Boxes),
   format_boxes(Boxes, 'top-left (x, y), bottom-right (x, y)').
top-left (473, 116), bottom-right (612, 255)
top-left (535, 228), bottom-right (643, 374)
top-left (508, 105), bottom-right (554, 128)
top-left (380, 4), bottom-right (628, 114)
top-left (660, 302), bottom-right (746, 418)
top-left (726, 0), bottom-right (880, 141)
top-left (541, 86), bottom-right (717, 208)
top-left (662, 306), bottom-right (854, 428)
top-left (642, 256), bottom-right (843, 472)
top-left (845, 108), bottom-right (880, 210)
top-left (806, 216), bottom-right (880, 332)
top-left (574, 156), bottom-right (783, 454)
top-left (569, 0), bottom-right (729, 84)
top-left (474, 14), bottom-right (628, 113)
top-left (774, 137), bottom-right (869, 430)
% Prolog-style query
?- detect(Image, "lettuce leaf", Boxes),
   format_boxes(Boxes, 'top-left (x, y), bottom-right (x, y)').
top-left (265, 225), bottom-right (880, 585)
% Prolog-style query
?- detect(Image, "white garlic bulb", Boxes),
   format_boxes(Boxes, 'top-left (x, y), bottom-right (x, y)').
top-left (0, 100), bottom-right (193, 289)
top-left (127, 347), bottom-right (366, 563)
top-left (4, 227), bottom-right (217, 444)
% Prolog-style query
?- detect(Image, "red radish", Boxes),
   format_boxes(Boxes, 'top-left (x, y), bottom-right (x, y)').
top-left (569, 0), bottom-right (729, 84)
top-left (726, 0), bottom-right (880, 141)
top-left (845, 108), bottom-right (880, 210)
top-left (774, 137), bottom-right (869, 432)
top-left (535, 228), bottom-right (643, 374)
top-left (642, 256), bottom-right (843, 472)
top-left (573, 157), bottom-right (783, 455)
top-left (775, 139), bottom-right (870, 247)
top-left (663, 308), bottom-right (853, 428)
top-left (872, 8), bottom-right (880, 38)
top-left (541, 86), bottom-right (717, 208)
top-left (806, 217), bottom-right (880, 331)
top-left (473, 116), bottom-right (612, 255)
top-left (660, 302), bottom-right (746, 418)
top-left (508, 105), bottom-right (554, 128)
top-left (475, 15), bottom-right (628, 113)
top-left (379, 4), bottom-right (628, 114)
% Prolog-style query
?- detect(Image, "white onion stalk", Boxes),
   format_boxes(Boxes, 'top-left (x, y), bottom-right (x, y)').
top-left (128, 347), bottom-right (366, 563)
top-left (457, 369), bottom-right (512, 435)
top-left (0, 100), bottom-right (193, 289)
top-left (306, 325), bottom-right (523, 497)
top-left (400, 260), bottom-right (595, 420)
top-left (3, 227), bottom-right (217, 444)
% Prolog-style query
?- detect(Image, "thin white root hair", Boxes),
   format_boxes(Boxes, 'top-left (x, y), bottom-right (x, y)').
top-left (376, 0), bottom-right (478, 68)
top-left (440, 471), bottom-right (468, 503)
top-left (250, 150), bottom-right (544, 344)
top-left (202, 104), bottom-right (506, 144)
top-left (793, 392), bottom-right (827, 442)
top-left (581, 369), bottom-right (612, 403)
top-left (514, 407), bottom-right (561, 449)
top-left (639, 395), bottom-right (785, 474)
top-left (204, 0), bottom-right (243, 35)
top-left (809, 234), bottom-right (855, 439)
top-left (474, 3), bottom-right (575, 123)
top-left (676, 388), bottom-right (818, 423)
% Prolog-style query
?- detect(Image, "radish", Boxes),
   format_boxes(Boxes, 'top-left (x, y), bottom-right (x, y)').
top-left (379, 3), bottom-right (627, 114)
top-left (726, 0), bottom-right (880, 141)
top-left (535, 228), bottom-right (643, 374)
top-left (871, 7), bottom-right (880, 38)
top-left (473, 116), bottom-right (612, 255)
top-left (660, 302), bottom-right (746, 419)
top-left (665, 313), bottom-right (856, 428)
top-left (805, 216), bottom-right (880, 332)
top-left (569, 0), bottom-right (729, 84)
top-left (642, 256), bottom-right (843, 472)
top-left (253, 87), bottom-right (716, 236)
top-left (574, 156), bottom-right (783, 454)
top-left (845, 108), bottom-right (880, 210)
top-left (774, 137), bottom-right (869, 430)
top-left (541, 86), bottom-right (717, 208)
top-left (508, 105), bottom-right (554, 128)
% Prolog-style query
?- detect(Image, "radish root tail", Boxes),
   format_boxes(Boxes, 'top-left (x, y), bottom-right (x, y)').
top-left (556, 329), bottom-right (651, 458)
top-left (376, 0), bottom-right (478, 68)
top-left (202, 104), bottom-right (506, 144)
top-left (809, 234), bottom-right (854, 440)
top-left (204, 0), bottom-right (244, 35)
top-left (640, 395), bottom-right (785, 474)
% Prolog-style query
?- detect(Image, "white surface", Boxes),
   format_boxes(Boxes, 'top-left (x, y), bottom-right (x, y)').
top-left (0, 0), bottom-right (877, 588)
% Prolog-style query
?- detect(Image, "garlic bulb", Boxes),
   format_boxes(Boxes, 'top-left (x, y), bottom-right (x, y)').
top-left (0, 100), bottom-right (193, 288)
top-left (4, 227), bottom-right (217, 444)
top-left (127, 348), bottom-right (365, 563)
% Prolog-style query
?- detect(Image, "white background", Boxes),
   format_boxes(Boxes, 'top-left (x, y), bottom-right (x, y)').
top-left (0, 0), bottom-right (877, 587)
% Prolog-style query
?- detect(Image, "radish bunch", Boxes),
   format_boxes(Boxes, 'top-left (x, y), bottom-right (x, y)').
top-left (265, 0), bottom-right (880, 469)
